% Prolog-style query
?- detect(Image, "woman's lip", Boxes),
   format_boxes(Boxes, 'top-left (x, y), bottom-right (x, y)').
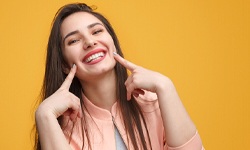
top-left (84, 54), bottom-right (106, 65)
top-left (82, 49), bottom-right (106, 63)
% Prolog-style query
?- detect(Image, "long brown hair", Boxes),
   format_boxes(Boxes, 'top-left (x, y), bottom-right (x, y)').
top-left (34, 3), bottom-right (151, 150)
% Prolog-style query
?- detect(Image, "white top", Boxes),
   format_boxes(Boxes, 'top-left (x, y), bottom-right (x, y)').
top-left (115, 126), bottom-right (127, 150)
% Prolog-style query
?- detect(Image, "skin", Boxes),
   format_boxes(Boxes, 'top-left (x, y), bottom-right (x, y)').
top-left (36, 12), bottom-right (197, 150)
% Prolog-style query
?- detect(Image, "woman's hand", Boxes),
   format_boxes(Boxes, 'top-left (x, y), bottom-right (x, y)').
top-left (113, 52), bottom-right (170, 100)
top-left (35, 64), bottom-right (81, 150)
top-left (36, 64), bottom-right (82, 122)
top-left (114, 53), bottom-right (198, 147)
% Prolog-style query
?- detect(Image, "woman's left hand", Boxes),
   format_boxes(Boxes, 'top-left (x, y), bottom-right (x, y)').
top-left (114, 53), bottom-right (200, 148)
top-left (113, 52), bottom-right (169, 100)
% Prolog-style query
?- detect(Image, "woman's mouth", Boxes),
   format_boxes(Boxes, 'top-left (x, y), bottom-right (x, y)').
top-left (83, 51), bottom-right (105, 64)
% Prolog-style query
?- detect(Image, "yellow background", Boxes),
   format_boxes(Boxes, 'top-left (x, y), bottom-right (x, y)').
top-left (0, 0), bottom-right (249, 149)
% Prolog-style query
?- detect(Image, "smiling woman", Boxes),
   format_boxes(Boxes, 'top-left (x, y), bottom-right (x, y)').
top-left (33, 3), bottom-right (204, 150)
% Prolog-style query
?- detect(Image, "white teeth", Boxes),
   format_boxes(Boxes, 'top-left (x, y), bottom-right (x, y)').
top-left (85, 52), bottom-right (104, 63)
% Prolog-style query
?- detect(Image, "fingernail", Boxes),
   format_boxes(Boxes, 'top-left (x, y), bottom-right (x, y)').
top-left (113, 52), bottom-right (117, 55)
top-left (72, 64), bottom-right (76, 68)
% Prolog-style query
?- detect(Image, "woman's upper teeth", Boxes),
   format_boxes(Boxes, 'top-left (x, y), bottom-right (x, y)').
top-left (85, 52), bottom-right (104, 63)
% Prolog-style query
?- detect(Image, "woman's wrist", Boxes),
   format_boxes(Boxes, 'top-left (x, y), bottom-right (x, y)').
top-left (155, 74), bottom-right (175, 95)
top-left (35, 105), bottom-right (57, 123)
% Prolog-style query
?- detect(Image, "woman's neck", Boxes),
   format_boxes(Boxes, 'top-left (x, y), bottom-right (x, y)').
top-left (80, 70), bottom-right (117, 111)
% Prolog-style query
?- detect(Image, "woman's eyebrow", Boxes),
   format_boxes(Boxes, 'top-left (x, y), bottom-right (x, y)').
top-left (87, 22), bottom-right (103, 29)
top-left (63, 23), bottom-right (104, 43)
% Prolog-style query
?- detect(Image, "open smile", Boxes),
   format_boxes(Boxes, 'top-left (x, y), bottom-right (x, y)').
top-left (83, 50), bottom-right (106, 65)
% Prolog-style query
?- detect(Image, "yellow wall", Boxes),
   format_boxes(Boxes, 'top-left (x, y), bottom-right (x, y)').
top-left (0, 0), bottom-right (249, 149)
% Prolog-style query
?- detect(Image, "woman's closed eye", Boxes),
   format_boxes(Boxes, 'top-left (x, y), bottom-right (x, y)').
top-left (68, 39), bottom-right (80, 45)
top-left (93, 29), bottom-right (103, 35)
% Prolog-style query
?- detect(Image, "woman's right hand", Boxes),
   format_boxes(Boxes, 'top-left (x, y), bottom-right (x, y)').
top-left (36, 64), bottom-right (82, 122)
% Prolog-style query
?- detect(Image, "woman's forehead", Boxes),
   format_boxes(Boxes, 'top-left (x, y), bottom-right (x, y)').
top-left (61, 12), bottom-right (103, 35)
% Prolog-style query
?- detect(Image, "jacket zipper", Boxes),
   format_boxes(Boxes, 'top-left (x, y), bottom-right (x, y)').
top-left (112, 116), bottom-right (128, 150)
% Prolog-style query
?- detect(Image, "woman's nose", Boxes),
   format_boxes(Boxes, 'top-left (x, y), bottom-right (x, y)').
top-left (83, 38), bottom-right (97, 50)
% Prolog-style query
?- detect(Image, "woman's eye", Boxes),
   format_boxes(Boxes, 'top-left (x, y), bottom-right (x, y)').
top-left (93, 29), bottom-right (103, 35)
top-left (68, 39), bottom-right (79, 45)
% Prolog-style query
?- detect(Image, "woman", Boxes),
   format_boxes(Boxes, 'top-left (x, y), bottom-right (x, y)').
top-left (34, 3), bottom-right (204, 150)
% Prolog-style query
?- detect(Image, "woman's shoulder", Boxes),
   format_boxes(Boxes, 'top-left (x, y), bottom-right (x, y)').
top-left (135, 90), bottom-right (159, 113)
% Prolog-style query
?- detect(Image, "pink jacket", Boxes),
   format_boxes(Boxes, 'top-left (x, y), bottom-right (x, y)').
top-left (63, 92), bottom-right (204, 150)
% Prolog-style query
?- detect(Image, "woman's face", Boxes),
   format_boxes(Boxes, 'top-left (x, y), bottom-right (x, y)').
top-left (60, 12), bottom-right (117, 81)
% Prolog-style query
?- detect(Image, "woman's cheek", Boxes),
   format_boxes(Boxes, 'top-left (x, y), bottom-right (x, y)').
top-left (65, 48), bottom-right (79, 63)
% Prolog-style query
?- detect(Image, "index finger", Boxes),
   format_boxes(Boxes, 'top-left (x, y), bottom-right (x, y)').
top-left (113, 52), bottom-right (137, 71)
top-left (60, 64), bottom-right (77, 90)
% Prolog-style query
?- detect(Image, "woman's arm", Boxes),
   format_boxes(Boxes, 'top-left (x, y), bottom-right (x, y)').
top-left (154, 76), bottom-right (197, 147)
top-left (113, 53), bottom-right (200, 148)
top-left (35, 110), bottom-right (72, 150)
top-left (35, 65), bottom-right (82, 150)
